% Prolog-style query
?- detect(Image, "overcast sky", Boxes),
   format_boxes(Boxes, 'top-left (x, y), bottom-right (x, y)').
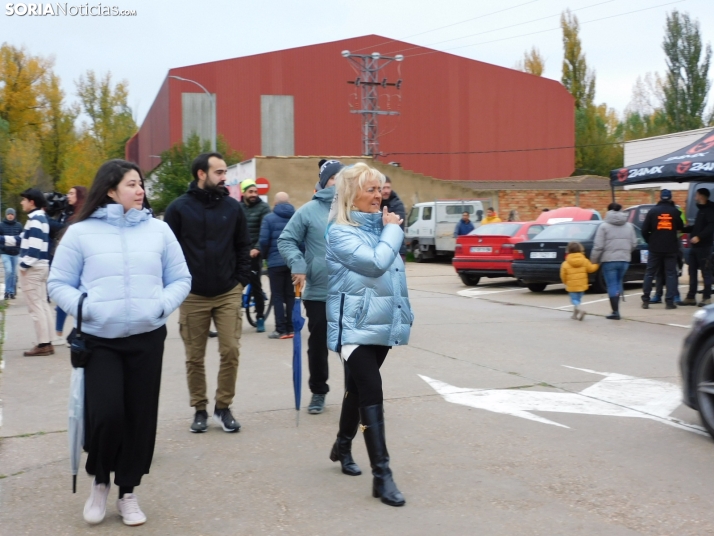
top-left (2, 0), bottom-right (713, 125)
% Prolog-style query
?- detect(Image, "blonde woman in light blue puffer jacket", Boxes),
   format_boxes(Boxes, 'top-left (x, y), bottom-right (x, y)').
top-left (325, 162), bottom-right (413, 508)
top-left (48, 160), bottom-right (191, 527)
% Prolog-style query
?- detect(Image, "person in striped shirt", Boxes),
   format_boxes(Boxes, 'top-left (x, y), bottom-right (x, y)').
top-left (0, 189), bottom-right (55, 356)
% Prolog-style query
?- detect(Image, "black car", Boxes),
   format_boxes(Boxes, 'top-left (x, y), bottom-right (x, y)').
top-left (512, 221), bottom-right (649, 292)
top-left (680, 307), bottom-right (714, 438)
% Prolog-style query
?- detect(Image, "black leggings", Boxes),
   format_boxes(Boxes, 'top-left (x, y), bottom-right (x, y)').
top-left (344, 345), bottom-right (389, 407)
top-left (84, 325), bottom-right (166, 488)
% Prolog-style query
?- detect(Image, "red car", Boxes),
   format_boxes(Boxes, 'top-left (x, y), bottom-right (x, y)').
top-left (453, 222), bottom-right (547, 286)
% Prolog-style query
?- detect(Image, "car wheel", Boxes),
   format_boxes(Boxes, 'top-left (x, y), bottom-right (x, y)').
top-left (527, 283), bottom-right (547, 292)
top-left (591, 268), bottom-right (607, 293)
top-left (459, 274), bottom-right (480, 286)
top-left (694, 338), bottom-right (714, 439)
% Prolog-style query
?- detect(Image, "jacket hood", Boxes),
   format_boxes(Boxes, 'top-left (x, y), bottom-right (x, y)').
top-left (605, 210), bottom-right (627, 226)
top-left (566, 252), bottom-right (586, 268)
top-left (273, 202), bottom-right (295, 219)
top-left (90, 204), bottom-right (152, 227)
top-left (312, 185), bottom-right (335, 204)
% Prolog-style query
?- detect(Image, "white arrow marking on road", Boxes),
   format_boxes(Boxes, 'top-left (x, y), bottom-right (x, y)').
top-left (420, 367), bottom-right (708, 435)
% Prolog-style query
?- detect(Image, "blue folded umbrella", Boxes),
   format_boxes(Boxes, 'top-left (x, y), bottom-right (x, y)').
top-left (292, 285), bottom-right (305, 426)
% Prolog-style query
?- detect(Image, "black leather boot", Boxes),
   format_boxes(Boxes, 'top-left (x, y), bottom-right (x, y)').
top-left (329, 391), bottom-right (362, 476)
top-left (359, 404), bottom-right (405, 507)
top-left (606, 296), bottom-right (620, 320)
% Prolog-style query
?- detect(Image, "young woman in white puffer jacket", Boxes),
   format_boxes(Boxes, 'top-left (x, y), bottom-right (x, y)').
top-left (48, 159), bottom-right (191, 527)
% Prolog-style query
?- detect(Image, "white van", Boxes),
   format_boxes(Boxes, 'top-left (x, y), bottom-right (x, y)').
top-left (405, 200), bottom-right (487, 261)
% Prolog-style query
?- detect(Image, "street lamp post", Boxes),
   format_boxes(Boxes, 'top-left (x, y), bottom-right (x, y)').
top-left (169, 75), bottom-right (216, 152)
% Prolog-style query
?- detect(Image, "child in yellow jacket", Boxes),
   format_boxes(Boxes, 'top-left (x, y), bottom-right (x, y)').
top-left (560, 242), bottom-right (599, 320)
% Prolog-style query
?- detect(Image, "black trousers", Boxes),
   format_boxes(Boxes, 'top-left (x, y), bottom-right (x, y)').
top-left (643, 252), bottom-right (678, 303)
top-left (250, 255), bottom-right (265, 319)
top-left (687, 246), bottom-right (713, 300)
top-left (303, 300), bottom-right (329, 395)
top-left (268, 265), bottom-right (294, 334)
top-left (345, 345), bottom-right (390, 407)
top-left (84, 325), bottom-right (166, 487)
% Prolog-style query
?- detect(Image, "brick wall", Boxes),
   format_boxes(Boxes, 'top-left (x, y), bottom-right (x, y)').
top-left (481, 189), bottom-right (688, 222)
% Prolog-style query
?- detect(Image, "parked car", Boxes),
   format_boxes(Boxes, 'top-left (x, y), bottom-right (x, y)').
top-left (679, 307), bottom-right (714, 438)
top-left (535, 207), bottom-right (601, 225)
top-left (453, 222), bottom-right (547, 286)
top-left (622, 204), bottom-right (655, 230)
top-left (512, 221), bottom-right (648, 292)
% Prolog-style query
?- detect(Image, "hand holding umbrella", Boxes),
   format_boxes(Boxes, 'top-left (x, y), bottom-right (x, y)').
top-left (292, 283), bottom-right (305, 426)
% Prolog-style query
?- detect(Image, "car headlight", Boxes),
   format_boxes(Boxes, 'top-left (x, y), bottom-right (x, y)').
top-left (692, 309), bottom-right (707, 330)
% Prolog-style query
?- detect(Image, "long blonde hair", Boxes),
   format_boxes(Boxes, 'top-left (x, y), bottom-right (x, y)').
top-left (328, 162), bottom-right (385, 226)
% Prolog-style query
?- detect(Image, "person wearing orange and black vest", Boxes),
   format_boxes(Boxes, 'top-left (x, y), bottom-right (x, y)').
top-left (641, 189), bottom-right (684, 310)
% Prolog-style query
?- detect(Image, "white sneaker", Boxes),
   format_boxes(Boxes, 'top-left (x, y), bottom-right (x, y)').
top-left (117, 493), bottom-right (147, 526)
top-left (83, 480), bottom-right (110, 525)
top-left (52, 338), bottom-right (66, 346)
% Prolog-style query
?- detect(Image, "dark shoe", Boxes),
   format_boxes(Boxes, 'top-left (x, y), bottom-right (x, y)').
top-left (190, 410), bottom-right (208, 433)
top-left (256, 318), bottom-right (265, 333)
top-left (10, 293), bottom-right (15, 299)
top-left (360, 404), bottom-right (405, 507)
top-left (213, 406), bottom-right (241, 433)
top-left (666, 302), bottom-right (677, 310)
top-left (3, 292), bottom-right (7, 300)
top-left (286, 332), bottom-right (294, 338)
top-left (268, 330), bottom-right (283, 339)
top-left (680, 297), bottom-right (697, 306)
top-left (606, 296), bottom-right (621, 320)
top-left (329, 391), bottom-right (362, 476)
top-left (649, 296), bottom-right (662, 304)
top-left (699, 298), bottom-right (711, 307)
top-left (308, 393), bottom-right (326, 414)
top-left (280, 332), bottom-right (293, 339)
top-left (208, 330), bottom-right (218, 338)
top-left (23, 344), bottom-right (54, 356)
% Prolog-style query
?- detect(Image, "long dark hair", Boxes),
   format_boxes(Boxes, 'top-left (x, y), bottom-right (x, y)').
top-left (76, 160), bottom-right (150, 223)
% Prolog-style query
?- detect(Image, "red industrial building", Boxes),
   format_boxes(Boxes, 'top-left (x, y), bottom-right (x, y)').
top-left (126, 35), bottom-right (575, 181)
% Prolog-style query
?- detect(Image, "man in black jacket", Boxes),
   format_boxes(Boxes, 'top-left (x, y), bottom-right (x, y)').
top-left (164, 153), bottom-right (252, 434)
top-left (240, 179), bottom-right (271, 333)
top-left (641, 189), bottom-right (684, 309)
top-left (682, 187), bottom-right (714, 306)
top-left (380, 176), bottom-right (407, 259)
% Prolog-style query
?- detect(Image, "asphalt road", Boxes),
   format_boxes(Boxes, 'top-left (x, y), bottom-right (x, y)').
top-left (1, 262), bottom-right (713, 535)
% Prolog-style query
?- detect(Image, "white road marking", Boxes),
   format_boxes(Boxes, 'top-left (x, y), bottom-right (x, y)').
top-left (420, 366), bottom-right (707, 435)
top-left (555, 293), bottom-right (642, 310)
top-left (668, 324), bottom-right (692, 329)
top-left (457, 288), bottom-right (524, 298)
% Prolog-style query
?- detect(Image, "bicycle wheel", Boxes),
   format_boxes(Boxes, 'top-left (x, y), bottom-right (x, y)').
top-left (243, 284), bottom-right (257, 327)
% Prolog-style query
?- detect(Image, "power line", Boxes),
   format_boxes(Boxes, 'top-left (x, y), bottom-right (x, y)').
top-left (380, 129), bottom-right (713, 157)
top-left (351, 0), bottom-right (540, 54)
top-left (384, 0), bottom-right (616, 56)
top-left (405, 0), bottom-right (685, 59)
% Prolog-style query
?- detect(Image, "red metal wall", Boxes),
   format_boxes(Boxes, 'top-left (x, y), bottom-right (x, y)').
top-left (131, 35), bottom-right (574, 181)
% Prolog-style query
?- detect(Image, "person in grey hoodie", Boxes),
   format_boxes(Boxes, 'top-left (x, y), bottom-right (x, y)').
top-left (590, 203), bottom-right (638, 320)
top-left (278, 159), bottom-right (344, 414)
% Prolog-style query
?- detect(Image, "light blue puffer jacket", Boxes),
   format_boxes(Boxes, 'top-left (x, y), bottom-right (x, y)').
top-left (48, 204), bottom-right (191, 339)
top-left (326, 212), bottom-right (413, 351)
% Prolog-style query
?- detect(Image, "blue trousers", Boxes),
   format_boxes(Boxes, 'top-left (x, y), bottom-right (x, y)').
top-left (56, 306), bottom-right (68, 334)
top-left (1, 254), bottom-right (18, 295)
top-left (569, 292), bottom-right (584, 306)
top-left (601, 261), bottom-right (629, 298)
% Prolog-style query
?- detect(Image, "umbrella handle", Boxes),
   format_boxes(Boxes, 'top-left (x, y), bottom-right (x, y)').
top-left (295, 284), bottom-right (301, 298)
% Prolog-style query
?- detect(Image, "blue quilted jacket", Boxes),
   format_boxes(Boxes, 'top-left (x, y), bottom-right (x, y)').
top-left (48, 204), bottom-right (191, 339)
top-left (326, 212), bottom-right (413, 351)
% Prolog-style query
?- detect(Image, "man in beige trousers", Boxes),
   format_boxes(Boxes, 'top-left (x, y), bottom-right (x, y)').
top-left (0, 189), bottom-right (54, 356)
top-left (164, 153), bottom-right (252, 434)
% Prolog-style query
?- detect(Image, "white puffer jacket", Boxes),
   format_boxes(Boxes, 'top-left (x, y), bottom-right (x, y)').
top-left (48, 204), bottom-right (191, 339)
